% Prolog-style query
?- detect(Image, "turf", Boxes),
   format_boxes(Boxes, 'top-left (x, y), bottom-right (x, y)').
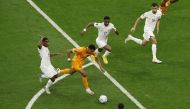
top-left (0, 0), bottom-right (190, 109)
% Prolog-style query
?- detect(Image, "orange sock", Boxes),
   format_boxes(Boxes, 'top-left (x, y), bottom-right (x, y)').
top-left (82, 76), bottom-right (89, 89)
top-left (59, 68), bottom-right (71, 74)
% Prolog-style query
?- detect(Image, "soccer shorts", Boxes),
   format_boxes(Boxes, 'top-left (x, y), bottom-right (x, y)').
top-left (72, 60), bottom-right (83, 71)
top-left (96, 39), bottom-right (107, 48)
top-left (40, 65), bottom-right (58, 78)
top-left (143, 31), bottom-right (155, 41)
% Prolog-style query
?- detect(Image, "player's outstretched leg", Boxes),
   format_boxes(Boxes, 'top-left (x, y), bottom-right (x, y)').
top-left (125, 34), bottom-right (143, 45)
top-left (151, 37), bottom-right (162, 64)
top-left (102, 45), bottom-right (111, 64)
top-left (80, 69), bottom-right (94, 95)
top-left (44, 75), bottom-right (57, 94)
top-left (59, 68), bottom-right (75, 75)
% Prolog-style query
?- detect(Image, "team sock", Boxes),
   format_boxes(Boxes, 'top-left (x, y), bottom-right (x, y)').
top-left (45, 79), bottom-right (53, 89)
top-left (152, 44), bottom-right (157, 60)
top-left (103, 50), bottom-right (111, 57)
top-left (130, 36), bottom-right (143, 45)
top-left (82, 76), bottom-right (89, 89)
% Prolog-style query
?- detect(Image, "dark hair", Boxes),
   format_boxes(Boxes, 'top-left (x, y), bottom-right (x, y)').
top-left (118, 103), bottom-right (124, 109)
top-left (42, 37), bottom-right (48, 42)
top-left (88, 44), bottom-right (96, 50)
top-left (104, 16), bottom-right (110, 20)
top-left (152, 3), bottom-right (159, 7)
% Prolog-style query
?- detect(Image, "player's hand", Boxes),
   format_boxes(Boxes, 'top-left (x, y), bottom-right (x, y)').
top-left (130, 27), bottom-right (136, 32)
top-left (80, 29), bottom-right (86, 36)
top-left (67, 58), bottom-right (71, 62)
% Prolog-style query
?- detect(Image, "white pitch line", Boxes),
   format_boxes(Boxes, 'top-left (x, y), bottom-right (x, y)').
top-left (26, 0), bottom-right (146, 109)
top-left (25, 62), bottom-right (93, 109)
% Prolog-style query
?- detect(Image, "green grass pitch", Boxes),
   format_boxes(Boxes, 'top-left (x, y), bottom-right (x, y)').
top-left (0, 0), bottom-right (190, 109)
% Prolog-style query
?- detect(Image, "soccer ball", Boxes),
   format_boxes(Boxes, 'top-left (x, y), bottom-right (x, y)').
top-left (99, 95), bottom-right (108, 103)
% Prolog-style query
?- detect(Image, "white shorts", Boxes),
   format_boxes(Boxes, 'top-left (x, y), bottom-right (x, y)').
top-left (96, 39), bottom-right (107, 48)
top-left (40, 65), bottom-right (58, 78)
top-left (143, 31), bottom-right (155, 41)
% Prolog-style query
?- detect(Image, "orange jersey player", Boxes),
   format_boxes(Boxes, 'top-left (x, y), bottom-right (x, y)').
top-left (59, 44), bottom-right (105, 95)
top-left (160, 0), bottom-right (179, 15)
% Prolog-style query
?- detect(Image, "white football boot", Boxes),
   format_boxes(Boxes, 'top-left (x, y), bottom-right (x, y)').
top-left (86, 88), bottom-right (94, 95)
top-left (124, 34), bottom-right (132, 44)
top-left (152, 58), bottom-right (162, 64)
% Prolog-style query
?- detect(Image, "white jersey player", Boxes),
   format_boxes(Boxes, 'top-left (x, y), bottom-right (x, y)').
top-left (80, 16), bottom-right (119, 64)
top-left (37, 37), bottom-right (62, 94)
top-left (125, 3), bottom-right (162, 64)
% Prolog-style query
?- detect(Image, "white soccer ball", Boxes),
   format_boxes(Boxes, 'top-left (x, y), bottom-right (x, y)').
top-left (99, 95), bottom-right (108, 103)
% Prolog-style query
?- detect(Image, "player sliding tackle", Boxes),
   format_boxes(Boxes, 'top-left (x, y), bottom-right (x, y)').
top-left (80, 16), bottom-right (119, 64)
top-left (125, 3), bottom-right (162, 64)
top-left (58, 44), bottom-right (105, 95)
top-left (38, 37), bottom-right (62, 94)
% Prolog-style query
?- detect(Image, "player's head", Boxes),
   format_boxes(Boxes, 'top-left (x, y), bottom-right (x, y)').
top-left (118, 103), bottom-right (125, 109)
top-left (104, 16), bottom-right (110, 27)
top-left (151, 3), bottom-right (159, 14)
top-left (42, 37), bottom-right (49, 47)
top-left (87, 44), bottom-right (96, 53)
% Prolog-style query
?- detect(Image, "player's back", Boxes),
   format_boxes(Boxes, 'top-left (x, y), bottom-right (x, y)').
top-left (38, 46), bottom-right (51, 67)
top-left (72, 47), bottom-right (96, 62)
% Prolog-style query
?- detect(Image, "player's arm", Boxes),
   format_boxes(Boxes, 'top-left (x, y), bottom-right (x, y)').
top-left (50, 53), bottom-right (62, 57)
top-left (95, 57), bottom-right (105, 73)
top-left (115, 30), bottom-right (119, 35)
top-left (37, 37), bottom-right (43, 49)
top-left (112, 27), bottom-right (119, 35)
top-left (156, 19), bottom-right (161, 34)
top-left (80, 22), bottom-right (95, 36)
top-left (67, 48), bottom-right (77, 61)
top-left (131, 17), bottom-right (142, 32)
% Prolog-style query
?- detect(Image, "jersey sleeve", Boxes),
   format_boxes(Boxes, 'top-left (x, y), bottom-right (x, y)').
top-left (94, 22), bottom-right (101, 28)
top-left (111, 24), bottom-right (117, 32)
top-left (140, 12), bottom-right (148, 19)
top-left (158, 11), bottom-right (162, 20)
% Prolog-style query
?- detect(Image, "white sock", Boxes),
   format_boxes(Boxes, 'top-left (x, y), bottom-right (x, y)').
top-left (152, 44), bottom-right (157, 60)
top-left (103, 50), bottom-right (111, 57)
top-left (95, 49), bottom-right (100, 55)
top-left (130, 36), bottom-right (142, 45)
top-left (45, 80), bottom-right (53, 89)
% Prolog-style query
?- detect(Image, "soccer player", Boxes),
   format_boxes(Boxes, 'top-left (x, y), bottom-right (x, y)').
top-left (38, 37), bottom-right (62, 94)
top-left (160, 0), bottom-right (179, 15)
top-left (80, 16), bottom-right (119, 64)
top-left (125, 3), bottom-right (162, 64)
top-left (118, 103), bottom-right (125, 109)
top-left (59, 44), bottom-right (105, 95)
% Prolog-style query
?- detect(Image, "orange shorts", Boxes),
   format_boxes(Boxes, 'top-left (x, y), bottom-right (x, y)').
top-left (72, 60), bottom-right (83, 71)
